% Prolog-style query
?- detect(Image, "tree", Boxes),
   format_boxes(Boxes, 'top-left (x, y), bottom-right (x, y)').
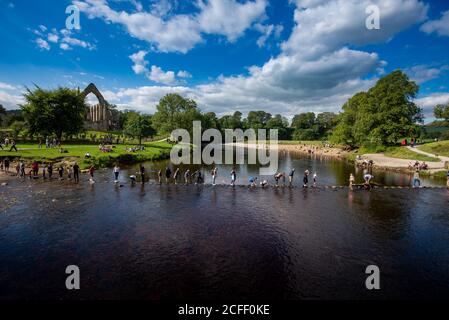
top-left (123, 112), bottom-right (155, 145)
top-left (0, 104), bottom-right (5, 127)
top-left (10, 121), bottom-right (26, 138)
top-left (291, 112), bottom-right (316, 130)
top-left (266, 114), bottom-right (291, 140)
top-left (202, 112), bottom-right (220, 130)
top-left (219, 111), bottom-right (243, 131)
top-left (434, 103), bottom-right (449, 122)
top-left (332, 70), bottom-right (422, 147)
top-left (21, 87), bottom-right (87, 139)
top-left (245, 111), bottom-right (272, 130)
top-left (152, 93), bottom-right (202, 135)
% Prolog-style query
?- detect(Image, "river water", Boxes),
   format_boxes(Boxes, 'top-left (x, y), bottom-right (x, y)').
top-left (1, 152), bottom-right (448, 299)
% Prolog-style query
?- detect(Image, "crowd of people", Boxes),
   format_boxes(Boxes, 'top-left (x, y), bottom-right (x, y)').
top-left (0, 137), bottom-right (18, 152)
top-left (2, 158), bottom-right (449, 189)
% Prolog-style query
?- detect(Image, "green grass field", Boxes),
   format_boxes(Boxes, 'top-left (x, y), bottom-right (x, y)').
top-left (0, 141), bottom-right (172, 169)
top-left (418, 140), bottom-right (449, 157)
top-left (383, 146), bottom-right (440, 162)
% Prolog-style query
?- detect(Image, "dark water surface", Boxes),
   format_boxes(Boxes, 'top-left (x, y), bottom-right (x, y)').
top-left (1, 153), bottom-right (449, 299)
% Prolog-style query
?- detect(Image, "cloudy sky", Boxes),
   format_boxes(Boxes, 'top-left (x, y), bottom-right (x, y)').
top-left (1, 0), bottom-right (449, 121)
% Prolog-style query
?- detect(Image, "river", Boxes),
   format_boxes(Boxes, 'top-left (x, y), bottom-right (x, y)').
top-left (1, 152), bottom-right (448, 299)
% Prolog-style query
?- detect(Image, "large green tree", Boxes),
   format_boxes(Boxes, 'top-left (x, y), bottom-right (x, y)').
top-left (332, 70), bottom-right (423, 147)
top-left (434, 103), bottom-right (449, 122)
top-left (244, 111), bottom-right (272, 130)
top-left (123, 112), bottom-right (156, 145)
top-left (266, 114), bottom-right (291, 140)
top-left (21, 87), bottom-right (87, 139)
top-left (152, 93), bottom-right (202, 135)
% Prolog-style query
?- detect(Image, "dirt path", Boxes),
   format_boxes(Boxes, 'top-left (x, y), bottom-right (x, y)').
top-left (363, 148), bottom-right (448, 172)
top-left (407, 146), bottom-right (449, 162)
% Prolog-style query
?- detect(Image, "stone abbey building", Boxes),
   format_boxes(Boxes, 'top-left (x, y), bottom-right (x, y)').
top-left (80, 83), bottom-right (119, 131)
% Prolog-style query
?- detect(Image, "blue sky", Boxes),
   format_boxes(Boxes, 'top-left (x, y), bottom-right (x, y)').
top-left (1, 0), bottom-right (449, 122)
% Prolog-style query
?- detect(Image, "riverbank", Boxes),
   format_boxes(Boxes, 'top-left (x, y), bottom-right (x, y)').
top-left (0, 141), bottom-right (172, 170)
top-left (227, 141), bottom-right (349, 159)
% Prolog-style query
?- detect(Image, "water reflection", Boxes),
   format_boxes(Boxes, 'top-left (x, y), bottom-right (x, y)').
top-left (0, 152), bottom-right (448, 300)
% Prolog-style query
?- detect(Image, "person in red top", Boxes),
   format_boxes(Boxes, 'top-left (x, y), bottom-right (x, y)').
top-left (32, 161), bottom-right (39, 177)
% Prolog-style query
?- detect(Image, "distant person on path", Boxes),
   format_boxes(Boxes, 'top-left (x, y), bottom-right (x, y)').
top-left (288, 169), bottom-right (295, 187)
top-left (313, 172), bottom-right (317, 187)
top-left (9, 140), bottom-right (17, 152)
top-left (211, 167), bottom-right (218, 185)
top-left (113, 165), bottom-right (120, 181)
top-left (42, 163), bottom-right (47, 179)
top-left (73, 163), bottom-right (80, 183)
top-left (349, 173), bottom-right (355, 191)
top-left (184, 169), bottom-right (190, 184)
top-left (303, 170), bottom-right (310, 188)
top-left (230, 169), bottom-right (236, 186)
top-left (165, 167), bottom-right (172, 184)
top-left (413, 170), bottom-right (421, 188)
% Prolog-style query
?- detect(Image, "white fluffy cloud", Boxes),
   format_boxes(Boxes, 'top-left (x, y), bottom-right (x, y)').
top-left (36, 38), bottom-right (50, 50)
top-left (73, 0), bottom-right (269, 53)
top-left (406, 64), bottom-right (449, 84)
top-left (415, 92), bottom-right (449, 119)
top-left (101, 0), bottom-right (430, 118)
top-left (32, 26), bottom-right (95, 51)
top-left (421, 10), bottom-right (449, 36)
top-left (128, 50), bottom-right (192, 84)
top-left (0, 83), bottom-right (24, 110)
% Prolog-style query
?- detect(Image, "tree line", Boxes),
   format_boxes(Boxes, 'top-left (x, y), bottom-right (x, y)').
top-left (1, 70), bottom-right (446, 148)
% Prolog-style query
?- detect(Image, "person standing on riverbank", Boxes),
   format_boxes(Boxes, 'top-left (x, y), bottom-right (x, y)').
top-left (73, 163), bottom-right (80, 183)
top-left (42, 163), bottom-right (47, 179)
top-left (113, 165), bottom-right (120, 181)
top-left (9, 140), bottom-right (17, 152)
top-left (313, 172), bottom-right (317, 187)
top-left (413, 170), bottom-right (421, 188)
